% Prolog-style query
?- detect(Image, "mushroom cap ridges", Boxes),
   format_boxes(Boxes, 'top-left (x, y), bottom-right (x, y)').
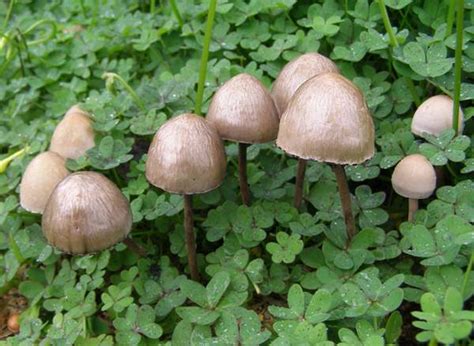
top-left (271, 53), bottom-right (339, 115)
top-left (49, 105), bottom-right (95, 160)
top-left (276, 72), bottom-right (375, 165)
top-left (20, 151), bottom-right (70, 214)
top-left (391, 154), bottom-right (436, 199)
top-left (42, 171), bottom-right (132, 254)
top-left (145, 113), bottom-right (227, 194)
top-left (411, 95), bottom-right (464, 137)
top-left (206, 73), bottom-right (280, 144)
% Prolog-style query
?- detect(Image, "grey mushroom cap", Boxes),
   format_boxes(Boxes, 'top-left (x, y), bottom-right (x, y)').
top-left (271, 52), bottom-right (339, 115)
top-left (391, 154), bottom-right (436, 199)
top-left (206, 73), bottom-right (280, 144)
top-left (49, 105), bottom-right (95, 160)
top-left (42, 171), bottom-right (132, 254)
top-left (20, 151), bottom-right (70, 214)
top-left (276, 72), bottom-right (375, 165)
top-left (145, 113), bottom-right (227, 194)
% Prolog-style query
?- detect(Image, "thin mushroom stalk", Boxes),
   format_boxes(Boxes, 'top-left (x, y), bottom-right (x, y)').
top-left (184, 194), bottom-right (199, 281)
top-left (122, 237), bottom-right (146, 257)
top-left (294, 158), bottom-right (306, 209)
top-left (408, 198), bottom-right (418, 222)
top-left (332, 164), bottom-right (356, 241)
top-left (238, 143), bottom-right (250, 206)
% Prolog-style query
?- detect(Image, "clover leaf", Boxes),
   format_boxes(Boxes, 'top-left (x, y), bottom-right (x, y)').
top-left (266, 232), bottom-right (303, 264)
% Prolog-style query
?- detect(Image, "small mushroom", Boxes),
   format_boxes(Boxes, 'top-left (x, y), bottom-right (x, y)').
top-left (271, 53), bottom-right (338, 208)
top-left (146, 113), bottom-right (226, 280)
top-left (42, 171), bottom-right (132, 254)
top-left (20, 151), bottom-right (70, 214)
top-left (391, 154), bottom-right (436, 221)
top-left (277, 72), bottom-right (374, 241)
top-left (411, 95), bottom-right (464, 137)
top-left (207, 73), bottom-right (279, 205)
top-left (49, 105), bottom-right (95, 159)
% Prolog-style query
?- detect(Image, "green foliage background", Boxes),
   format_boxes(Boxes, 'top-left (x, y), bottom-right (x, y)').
top-left (0, 0), bottom-right (473, 344)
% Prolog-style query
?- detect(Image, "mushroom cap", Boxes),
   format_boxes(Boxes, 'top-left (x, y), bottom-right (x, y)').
top-left (206, 73), bottom-right (279, 144)
top-left (49, 105), bottom-right (95, 160)
top-left (411, 95), bottom-right (464, 137)
top-left (391, 154), bottom-right (436, 199)
top-left (42, 171), bottom-right (132, 254)
top-left (272, 53), bottom-right (339, 115)
top-left (145, 113), bottom-right (226, 194)
top-left (276, 72), bottom-right (375, 165)
top-left (20, 151), bottom-right (70, 214)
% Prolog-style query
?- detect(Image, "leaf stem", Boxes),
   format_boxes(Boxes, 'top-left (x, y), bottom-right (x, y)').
top-left (169, 0), bottom-right (183, 27)
top-left (150, 0), bottom-right (156, 14)
top-left (102, 72), bottom-right (146, 111)
top-left (0, 146), bottom-right (28, 173)
top-left (376, 0), bottom-right (398, 48)
top-left (461, 251), bottom-right (473, 297)
top-left (452, 0), bottom-right (464, 134)
top-left (194, 0), bottom-right (217, 115)
top-left (446, 0), bottom-right (456, 38)
top-left (2, 0), bottom-right (15, 31)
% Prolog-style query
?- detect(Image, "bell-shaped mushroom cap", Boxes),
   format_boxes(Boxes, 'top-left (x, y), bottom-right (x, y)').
top-left (146, 113), bottom-right (226, 194)
top-left (272, 53), bottom-right (339, 115)
top-left (206, 73), bottom-right (279, 144)
top-left (391, 154), bottom-right (436, 199)
top-left (49, 105), bottom-right (95, 160)
top-left (411, 95), bottom-right (464, 137)
top-left (42, 171), bottom-right (132, 254)
top-left (276, 72), bottom-right (375, 165)
top-left (20, 151), bottom-right (70, 214)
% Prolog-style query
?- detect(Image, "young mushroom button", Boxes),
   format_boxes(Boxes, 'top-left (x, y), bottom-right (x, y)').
top-left (145, 113), bottom-right (227, 281)
top-left (42, 171), bottom-right (132, 254)
top-left (206, 73), bottom-right (279, 206)
top-left (277, 72), bottom-right (375, 242)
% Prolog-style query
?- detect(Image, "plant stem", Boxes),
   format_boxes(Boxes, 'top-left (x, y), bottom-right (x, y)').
top-left (461, 251), bottom-right (473, 297)
top-left (2, 0), bottom-right (15, 31)
top-left (408, 198), bottom-right (418, 222)
top-left (150, 0), bottom-right (155, 14)
top-left (194, 0), bottom-right (217, 115)
top-left (169, 0), bottom-right (183, 27)
top-left (0, 146), bottom-right (28, 173)
top-left (452, 0), bottom-right (464, 134)
top-left (102, 72), bottom-right (146, 111)
top-left (123, 238), bottom-right (146, 257)
top-left (332, 164), bottom-right (356, 241)
top-left (238, 143), bottom-right (250, 206)
top-left (404, 77), bottom-right (421, 107)
top-left (446, 0), bottom-right (456, 38)
top-left (429, 337), bottom-right (438, 346)
top-left (184, 194), bottom-right (199, 281)
top-left (376, 0), bottom-right (398, 48)
top-left (294, 159), bottom-right (306, 209)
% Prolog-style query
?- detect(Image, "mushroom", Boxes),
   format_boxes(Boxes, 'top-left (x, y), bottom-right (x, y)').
top-left (19, 151), bottom-right (70, 214)
top-left (391, 154), bottom-right (436, 221)
top-left (146, 113), bottom-right (226, 280)
top-left (411, 95), bottom-right (464, 137)
top-left (49, 105), bottom-right (95, 160)
top-left (42, 171), bottom-right (132, 254)
top-left (206, 73), bottom-right (279, 206)
top-left (277, 72), bottom-right (374, 241)
top-left (271, 53), bottom-right (339, 208)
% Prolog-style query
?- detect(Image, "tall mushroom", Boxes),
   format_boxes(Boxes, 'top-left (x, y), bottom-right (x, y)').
top-left (42, 171), bottom-right (132, 254)
top-left (206, 73), bottom-right (279, 206)
top-left (277, 72), bottom-right (374, 241)
top-left (146, 113), bottom-right (226, 281)
top-left (391, 154), bottom-right (436, 221)
top-left (411, 95), bottom-right (464, 137)
top-left (20, 151), bottom-right (70, 214)
top-left (49, 105), bottom-right (95, 160)
top-left (271, 53), bottom-right (339, 208)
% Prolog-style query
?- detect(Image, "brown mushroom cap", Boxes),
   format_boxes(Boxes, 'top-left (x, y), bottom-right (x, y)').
top-left (146, 113), bottom-right (226, 194)
top-left (276, 72), bottom-right (375, 165)
top-left (42, 171), bottom-right (132, 254)
top-left (272, 53), bottom-right (339, 115)
top-left (49, 105), bottom-right (95, 159)
top-left (391, 154), bottom-right (436, 199)
top-left (411, 95), bottom-right (464, 137)
top-left (20, 151), bottom-right (70, 214)
top-left (206, 73), bottom-right (279, 144)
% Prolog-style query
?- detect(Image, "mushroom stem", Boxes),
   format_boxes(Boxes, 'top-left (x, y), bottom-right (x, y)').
top-left (238, 143), bottom-right (251, 206)
top-left (183, 194), bottom-right (199, 281)
top-left (408, 198), bottom-right (418, 222)
top-left (332, 164), bottom-right (356, 241)
top-left (123, 238), bottom-right (146, 257)
top-left (294, 158), bottom-right (307, 209)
